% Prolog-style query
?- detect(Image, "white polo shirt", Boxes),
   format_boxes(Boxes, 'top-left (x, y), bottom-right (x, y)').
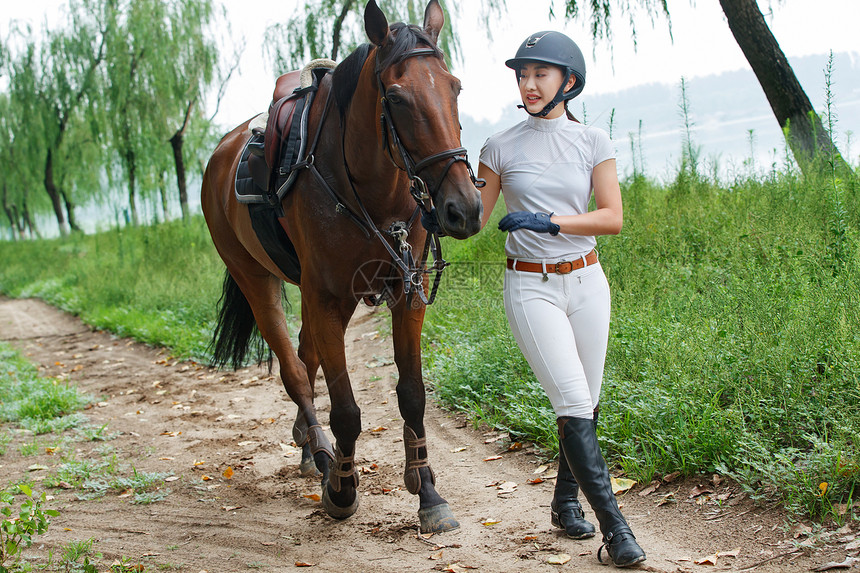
top-left (480, 113), bottom-right (615, 260)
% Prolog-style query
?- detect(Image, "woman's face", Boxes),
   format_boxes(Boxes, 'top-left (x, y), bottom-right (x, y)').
top-left (517, 62), bottom-right (576, 118)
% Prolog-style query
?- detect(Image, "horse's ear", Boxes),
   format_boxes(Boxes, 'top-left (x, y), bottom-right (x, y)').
top-left (423, 0), bottom-right (444, 44)
top-left (365, 0), bottom-right (390, 47)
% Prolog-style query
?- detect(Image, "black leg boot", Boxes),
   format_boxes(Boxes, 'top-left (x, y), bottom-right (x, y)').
top-left (558, 416), bottom-right (646, 568)
top-left (551, 407), bottom-right (598, 539)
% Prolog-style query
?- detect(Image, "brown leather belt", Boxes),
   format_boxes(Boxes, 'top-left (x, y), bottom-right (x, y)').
top-left (506, 249), bottom-right (598, 275)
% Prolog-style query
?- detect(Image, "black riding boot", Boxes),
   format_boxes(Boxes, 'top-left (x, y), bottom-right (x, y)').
top-left (551, 407), bottom-right (598, 539)
top-left (558, 416), bottom-right (646, 568)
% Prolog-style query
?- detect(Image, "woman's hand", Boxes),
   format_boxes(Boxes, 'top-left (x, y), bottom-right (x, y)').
top-left (498, 211), bottom-right (561, 235)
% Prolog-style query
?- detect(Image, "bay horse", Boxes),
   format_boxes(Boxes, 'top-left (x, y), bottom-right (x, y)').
top-left (200, 0), bottom-right (482, 532)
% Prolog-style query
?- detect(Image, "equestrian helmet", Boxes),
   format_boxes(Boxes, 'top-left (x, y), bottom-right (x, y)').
top-left (505, 31), bottom-right (586, 116)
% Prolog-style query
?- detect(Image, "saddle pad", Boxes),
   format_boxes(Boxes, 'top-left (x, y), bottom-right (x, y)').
top-left (234, 138), bottom-right (302, 284)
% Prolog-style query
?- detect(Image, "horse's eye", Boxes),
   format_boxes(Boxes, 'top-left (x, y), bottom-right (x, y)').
top-left (387, 93), bottom-right (403, 105)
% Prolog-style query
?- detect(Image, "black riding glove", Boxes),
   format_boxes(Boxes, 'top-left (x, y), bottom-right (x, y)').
top-left (498, 211), bottom-right (560, 235)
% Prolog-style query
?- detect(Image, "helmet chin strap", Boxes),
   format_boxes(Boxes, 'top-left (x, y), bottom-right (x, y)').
top-left (517, 69), bottom-right (573, 118)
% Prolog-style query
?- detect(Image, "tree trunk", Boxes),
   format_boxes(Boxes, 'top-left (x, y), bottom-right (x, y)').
top-left (718, 0), bottom-right (850, 174)
top-left (169, 131), bottom-right (189, 221)
top-left (22, 197), bottom-right (40, 239)
top-left (44, 148), bottom-right (70, 236)
top-left (61, 188), bottom-right (82, 233)
top-left (159, 175), bottom-right (170, 223)
top-left (1, 184), bottom-right (21, 241)
top-left (125, 148), bottom-right (139, 226)
top-left (331, 0), bottom-right (354, 61)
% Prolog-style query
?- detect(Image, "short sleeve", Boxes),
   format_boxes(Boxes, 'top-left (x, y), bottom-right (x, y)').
top-left (479, 135), bottom-right (502, 175)
top-left (590, 127), bottom-right (615, 167)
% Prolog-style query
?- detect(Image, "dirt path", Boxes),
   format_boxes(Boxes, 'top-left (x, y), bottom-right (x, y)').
top-left (0, 298), bottom-right (853, 573)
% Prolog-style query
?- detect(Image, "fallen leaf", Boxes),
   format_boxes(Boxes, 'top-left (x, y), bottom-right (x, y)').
top-left (792, 523), bottom-right (813, 538)
top-left (711, 474), bottom-right (724, 487)
top-left (193, 460), bottom-right (206, 466)
top-left (546, 553), bottom-right (571, 565)
top-left (429, 550), bottom-right (443, 560)
top-left (27, 464), bottom-right (48, 472)
top-left (534, 465), bottom-right (548, 474)
top-left (638, 481), bottom-right (660, 497)
top-left (481, 518), bottom-right (501, 526)
top-left (522, 535), bottom-right (538, 541)
top-left (818, 482), bottom-right (829, 496)
top-left (689, 485), bottom-right (713, 498)
top-left (694, 554), bottom-right (718, 565)
top-left (441, 564), bottom-right (466, 573)
top-left (294, 562), bottom-right (315, 567)
top-left (165, 476), bottom-right (179, 482)
top-left (222, 467), bottom-right (234, 479)
top-left (611, 477), bottom-right (636, 494)
top-left (237, 440), bottom-right (257, 447)
top-left (303, 494), bottom-right (321, 502)
top-left (483, 455), bottom-right (502, 462)
top-left (160, 457), bottom-right (175, 461)
top-left (201, 475), bottom-right (212, 481)
top-left (450, 446), bottom-right (468, 453)
top-left (662, 471), bottom-right (681, 483)
top-left (118, 489), bottom-right (134, 498)
top-left (369, 426), bottom-right (388, 433)
top-left (814, 557), bottom-right (859, 571)
top-left (496, 481), bottom-right (518, 495)
top-left (657, 492), bottom-right (676, 506)
top-left (526, 478), bottom-right (545, 485)
top-left (71, 364), bottom-right (83, 372)
top-left (221, 506), bottom-right (243, 512)
top-left (506, 442), bottom-right (523, 452)
top-left (717, 548), bottom-right (740, 558)
top-left (160, 431), bottom-right (181, 437)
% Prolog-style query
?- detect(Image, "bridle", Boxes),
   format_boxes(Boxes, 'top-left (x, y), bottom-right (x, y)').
top-left (365, 46), bottom-right (485, 306)
top-left (376, 48), bottom-right (484, 214)
top-left (297, 44), bottom-right (484, 307)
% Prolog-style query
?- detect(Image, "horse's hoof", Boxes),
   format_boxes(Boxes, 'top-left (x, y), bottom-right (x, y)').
top-left (299, 457), bottom-right (320, 478)
top-left (418, 503), bottom-right (459, 533)
top-left (321, 481), bottom-right (359, 519)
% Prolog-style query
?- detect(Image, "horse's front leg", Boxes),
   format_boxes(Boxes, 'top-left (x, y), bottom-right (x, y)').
top-left (391, 298), bottom-right (459, 533)
top-left (306, 290), bottom-right (362, 519)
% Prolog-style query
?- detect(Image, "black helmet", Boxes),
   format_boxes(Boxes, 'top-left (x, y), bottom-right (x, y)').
top-left (505, 31), bottom-right (586, 117)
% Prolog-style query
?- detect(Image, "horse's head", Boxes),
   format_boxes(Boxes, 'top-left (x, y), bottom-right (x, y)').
top-left (364, 0), bottom-right (482, 239)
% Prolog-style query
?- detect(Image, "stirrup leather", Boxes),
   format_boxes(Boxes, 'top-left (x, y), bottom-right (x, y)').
top-left (403, 426), bottom-right (435, 494)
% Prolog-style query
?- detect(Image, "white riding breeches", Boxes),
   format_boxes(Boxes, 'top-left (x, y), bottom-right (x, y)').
top-left (503, 259), bottom-right (611, 419)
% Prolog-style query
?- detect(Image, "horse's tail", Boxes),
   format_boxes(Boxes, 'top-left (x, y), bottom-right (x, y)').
top-left (210, 270), bottom-right (268, 370)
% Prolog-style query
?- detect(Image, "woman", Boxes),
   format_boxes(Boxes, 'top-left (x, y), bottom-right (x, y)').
top-left (477, 31), bottom-right (646, 568)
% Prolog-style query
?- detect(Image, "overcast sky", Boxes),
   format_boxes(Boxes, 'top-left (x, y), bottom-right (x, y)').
top-left (3, 0), bottom-right (858, 125)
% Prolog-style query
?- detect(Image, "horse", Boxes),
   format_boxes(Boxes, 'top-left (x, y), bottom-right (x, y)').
top-left (200, 0), bottom-right (482, 533)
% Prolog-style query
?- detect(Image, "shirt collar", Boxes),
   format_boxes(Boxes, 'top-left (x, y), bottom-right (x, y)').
top-left (526, 113), bottom-right (569, 132)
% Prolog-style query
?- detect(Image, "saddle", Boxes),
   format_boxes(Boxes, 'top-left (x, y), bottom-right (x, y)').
top-left (236, 59), bottom-right (336, 207)
top-left (234, 59), bottom-right (337, 286)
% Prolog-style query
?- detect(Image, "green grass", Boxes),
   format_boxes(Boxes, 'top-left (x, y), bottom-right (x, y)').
top-left (0, 344), bottom-right (91, 432)
top-left (0, 217), bottom-right (299, 363)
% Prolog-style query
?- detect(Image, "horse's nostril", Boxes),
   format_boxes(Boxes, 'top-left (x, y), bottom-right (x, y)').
top-left (445, 202), bottom-right (464, 229)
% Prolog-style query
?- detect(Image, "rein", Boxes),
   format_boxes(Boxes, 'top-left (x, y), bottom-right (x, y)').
top-left (294, 46), bottom-right (485, 307)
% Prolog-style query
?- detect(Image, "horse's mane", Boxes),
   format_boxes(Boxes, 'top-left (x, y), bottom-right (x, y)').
top-left (332, 22), bottom-right (443, 118)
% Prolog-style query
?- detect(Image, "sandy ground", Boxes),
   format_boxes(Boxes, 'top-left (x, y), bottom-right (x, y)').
top-left (0, 297), bottom-right (857, 573)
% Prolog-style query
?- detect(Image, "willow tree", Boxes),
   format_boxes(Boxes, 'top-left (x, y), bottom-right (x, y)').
top-left (263, 0), bottom-right (462, 74)
top-left (161, 0), bottom-right (223, 221)
top-left (6, 0), bottom-right (115, 236)
top-left (532, 0), bottom-right (849, 175)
